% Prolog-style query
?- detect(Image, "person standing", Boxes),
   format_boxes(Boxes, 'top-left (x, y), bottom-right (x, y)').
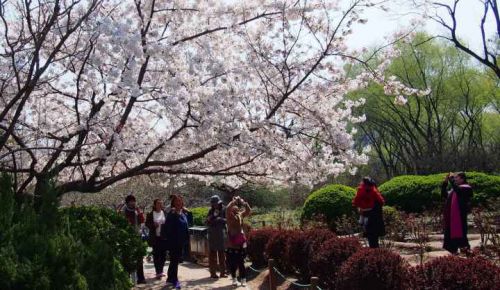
top-left (145, 199), bottom-right (167, 279)
top-left (352, 177), bottom-right (386, 248)
top-left (165, 194), bottom-right (194, 262)
top-left (442, 172), bottom-right (473, 255)
top-left (226, 196), bottom-right (251, 287)
top-left (121, 194), bottom-right (146, 284)
top-left (162, 194), bottom-right (189, 289)
top-left (206, 195), bottom-right (227, 279)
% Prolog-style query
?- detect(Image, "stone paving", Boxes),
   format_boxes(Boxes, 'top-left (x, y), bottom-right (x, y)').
top-left (133, 259), bottom-right (253, 290)
top-left (133, 234), bottom-right (483, 289)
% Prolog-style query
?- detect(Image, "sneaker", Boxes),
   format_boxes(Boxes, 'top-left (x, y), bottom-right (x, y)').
top-left (241, 278), bottom-right (247, 286)
top-left (175, 281), bottom-right (182, 289)
top-left (137, 280), bottom-right (147, 285)
top-left (220, 273), bottom-right (228, 278)
top-left (210, 274), bottom-right (219, 279)
top-left (232, 277), bottom-right (239, 286)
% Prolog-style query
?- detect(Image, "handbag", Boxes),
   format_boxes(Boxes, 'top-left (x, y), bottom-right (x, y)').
top-left (229, 232), bottom-right (247, 247)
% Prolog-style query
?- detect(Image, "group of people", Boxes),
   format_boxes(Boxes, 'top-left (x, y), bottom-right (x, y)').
top-left (119, 194), bottom-right (190, 288)
top-left (119, 193), bottom-right (252, 289)
top-left (120, 171), bottom-right (472, 288)
top-left (352, 172), bottom-right (473, 255)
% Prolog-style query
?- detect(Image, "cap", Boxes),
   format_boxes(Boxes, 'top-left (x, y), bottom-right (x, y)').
top-left (210, 195), bottom-right (221, 204)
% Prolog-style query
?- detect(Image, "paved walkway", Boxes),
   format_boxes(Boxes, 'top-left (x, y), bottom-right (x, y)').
top-left (133, 234), bottom-right (483, 289)
top-left (133, 259), bottom-right (254, 290)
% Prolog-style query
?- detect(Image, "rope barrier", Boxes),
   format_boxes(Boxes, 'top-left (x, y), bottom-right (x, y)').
top-left (272, 266), bottom-right (312, 288)
top-left (248, 265), bottom-right (266, 273)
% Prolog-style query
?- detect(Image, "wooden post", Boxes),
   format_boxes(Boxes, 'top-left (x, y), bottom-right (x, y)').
top-left (262, 220), bottom-right (266, 227)
top-left (310, 277), bottom-right (319, 290)
top-left (268, 259), bottom-right (276, 290)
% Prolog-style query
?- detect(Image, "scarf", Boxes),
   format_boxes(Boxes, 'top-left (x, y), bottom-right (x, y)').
top-left (449, 184), bottom-right (472, 239)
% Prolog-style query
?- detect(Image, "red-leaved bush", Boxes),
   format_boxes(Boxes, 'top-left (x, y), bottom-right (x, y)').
top-left (265, 229), bottom-right (292, 271)
top-left (336, 248), bottom-right (411, 290)
top-left (247, 228), bottom-right (278, 267)
top-left (284, 230), bottom-right (312, 280)
top-left (410, 256), bottom-right (500, 290)
top-left (309, 237), bottom-right (361, 289)
top-left (306, 228), bottom-right (336, 252)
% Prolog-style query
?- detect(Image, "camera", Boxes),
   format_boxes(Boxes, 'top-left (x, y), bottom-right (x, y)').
top-left (234, 196), bottom-right (243, 207)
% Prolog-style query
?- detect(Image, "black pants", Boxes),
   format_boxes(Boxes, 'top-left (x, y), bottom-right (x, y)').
top-left (137, 257), bottom-right (145, 282)
top-left (152, 239), bottom-right (167, 275)
top-left (367, 234), bottom-right (379, 248)
top-left (167, 247), bottom-right (182, 283)
top-left (226, 248), bottom-right (246, 279)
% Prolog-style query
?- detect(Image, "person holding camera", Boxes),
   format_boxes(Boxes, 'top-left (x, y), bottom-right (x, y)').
top-left (225, 196), bottom-right (251, 287)
top-left (441, 172), bottom-right (473, 255)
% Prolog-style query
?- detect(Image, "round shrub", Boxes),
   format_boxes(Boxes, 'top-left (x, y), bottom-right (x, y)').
top-left (302, 184), bottom-right (356, 228)
top-left (62, 206), bottom-right (147, 290)
top-left (337, 248), bottom-right (411, 290)
top-left (306, 228), bottom-right (337, 253)
top-left (309, 237), bottom-right (361, 289)
top-left (247, 228), bottom-right (279, 267)
top-left (190, 207), bottom-right (210, 226)
top-left (379, 175), bottom-right (442, 213)
top-left (379, 172), bottom-right (500, 213)
top-left (410, 256), bottom-right (500, 290)
top-left (265, 229), bottom-right (292, 271)
top-left (284, 230), bottom-right (312, 280)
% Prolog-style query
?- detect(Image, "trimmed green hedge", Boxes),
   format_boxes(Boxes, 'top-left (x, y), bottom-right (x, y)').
top-left (191, 207), bottom-right (210, 226)
top-left (379, 172), bottom-right (500, 213)
top-left (301, 184), bottom-right (356, 229)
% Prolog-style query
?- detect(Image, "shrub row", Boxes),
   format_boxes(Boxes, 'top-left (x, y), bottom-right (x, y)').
top-left (301, 172), bottom-right (499, 225)
top-left (380, 172), bottom-right (500, 212)
top-left (247, 228), bottom-right (337, 281)
top-left (247, 227), bottom-right (500, 289)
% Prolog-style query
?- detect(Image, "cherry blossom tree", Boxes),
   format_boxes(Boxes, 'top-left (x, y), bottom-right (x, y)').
top-left (0, 0), bottom-right (415, 198)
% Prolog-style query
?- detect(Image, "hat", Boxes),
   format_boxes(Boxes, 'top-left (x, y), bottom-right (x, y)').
top-left (210, 195), bottom-right (221, 204)
top-left (125, 194), bottom-right (136, 203)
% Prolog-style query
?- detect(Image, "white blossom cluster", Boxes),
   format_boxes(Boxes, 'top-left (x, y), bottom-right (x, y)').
top-left (0, 0), bottom-right (427, 192)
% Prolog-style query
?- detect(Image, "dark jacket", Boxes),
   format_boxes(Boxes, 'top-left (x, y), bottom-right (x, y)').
top-left (145, 210), bottom-right (168, 247)
top-left (365, 201), bottom-right (385, 237)
top-left (161, 211), bottom-right (189, 251)
top-left (206, 206), bottom-right (227, 251)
